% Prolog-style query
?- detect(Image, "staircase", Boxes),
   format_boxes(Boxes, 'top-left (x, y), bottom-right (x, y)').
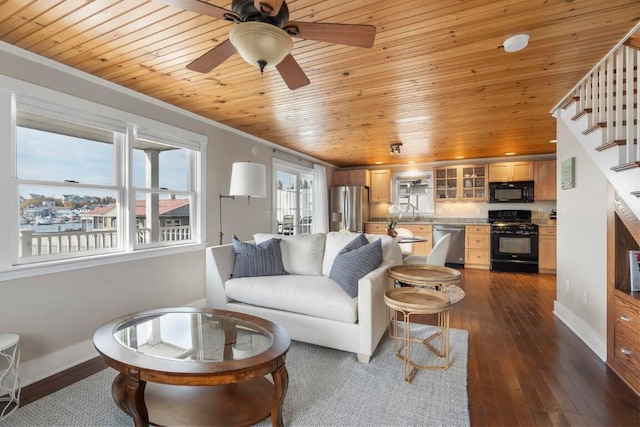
top-left (553, 29), bottom-right (640, 220)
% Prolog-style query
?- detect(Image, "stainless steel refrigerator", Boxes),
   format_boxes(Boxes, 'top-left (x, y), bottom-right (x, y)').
top-left (330, 186), bottom-right (369, 232)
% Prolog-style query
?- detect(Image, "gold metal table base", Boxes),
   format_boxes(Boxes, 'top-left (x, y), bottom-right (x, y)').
top-left (384, 288), bottom-right (451, 384)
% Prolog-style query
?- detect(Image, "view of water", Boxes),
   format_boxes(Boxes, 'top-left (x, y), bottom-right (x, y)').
top-left (20, 222), bottom-right (94, 233)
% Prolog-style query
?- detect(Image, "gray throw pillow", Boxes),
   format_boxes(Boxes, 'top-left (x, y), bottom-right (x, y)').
top-left (232, 237), bottom-right (289, 278)
top-left (330, 234), bottom-right (383, 298)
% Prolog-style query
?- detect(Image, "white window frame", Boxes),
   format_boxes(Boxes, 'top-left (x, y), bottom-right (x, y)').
top-left (391, 171), bottom-right (435, 216)
top-left (272, 159), bottom-right (314, 235)
top-left (0, 76), bottom-right (207, 281)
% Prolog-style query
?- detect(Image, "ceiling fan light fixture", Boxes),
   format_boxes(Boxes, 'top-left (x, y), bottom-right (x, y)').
top-left (503, 34), bottom-right (529, 52)
top-left (229, 22), bottom-right (293, 71)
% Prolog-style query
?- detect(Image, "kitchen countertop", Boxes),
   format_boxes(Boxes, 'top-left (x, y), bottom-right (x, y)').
top-left (369, 217), bottom-right (488, 224)
top-left (368, 218), bottom-right (557, 226)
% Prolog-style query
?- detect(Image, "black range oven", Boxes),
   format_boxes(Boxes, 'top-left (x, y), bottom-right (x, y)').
top-left (489, 210), bottom-right (539, 273)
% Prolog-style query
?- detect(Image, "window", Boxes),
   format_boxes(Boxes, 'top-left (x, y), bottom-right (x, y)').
top-left (16, 108), bottom-right (124, 261)
top-left (392, 172), bottom-right (435, 216)
top-left (0, 79), bottom-right (206, 278)
top-left (133, 133), bottom-right (196, 247)
top-left (273, 160), bottom-right (314, 235)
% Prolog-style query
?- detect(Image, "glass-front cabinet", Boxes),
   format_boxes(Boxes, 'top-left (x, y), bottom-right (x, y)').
top-left (434, 167), bottom-right (458, 200)
top-left (435, 165), bottom-right (487, 201)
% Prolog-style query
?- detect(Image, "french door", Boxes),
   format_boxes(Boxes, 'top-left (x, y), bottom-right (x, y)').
top-left (273, 160), bottom-right (314, 235)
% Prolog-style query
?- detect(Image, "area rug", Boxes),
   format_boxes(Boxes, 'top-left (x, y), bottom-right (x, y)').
top-left (1, 326), bottom-right (469, 427)
top-left (443, 284), bottom-right (465, 303)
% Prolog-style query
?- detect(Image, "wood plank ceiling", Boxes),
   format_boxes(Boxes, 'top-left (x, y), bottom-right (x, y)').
top-left (0, 0), bottom-right (639, 167)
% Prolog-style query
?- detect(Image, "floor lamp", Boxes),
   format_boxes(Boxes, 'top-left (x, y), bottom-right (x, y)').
top-left (219, 162), bottom-right (267, 245)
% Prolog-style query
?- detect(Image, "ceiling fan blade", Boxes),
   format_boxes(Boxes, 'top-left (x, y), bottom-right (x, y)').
top-left (286, 22), bottom-right (376, 48)
top-left (156, 0), bottom-right (232, 20)
top-left (254, 0), bottom-right (284, 17)
top-left (276, 54), bottom-right (310, 90)
top-left (187, 39), bottom-right (237, 73)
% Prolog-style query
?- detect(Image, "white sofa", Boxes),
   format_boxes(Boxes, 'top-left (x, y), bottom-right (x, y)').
top-left (205, 231), bottom-right (402, 363)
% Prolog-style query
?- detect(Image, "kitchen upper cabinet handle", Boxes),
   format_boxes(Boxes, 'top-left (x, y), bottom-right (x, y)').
top-left (621, 347), bottom-right (632, 357)
top-left (619, 314), bottom-right (631, 322)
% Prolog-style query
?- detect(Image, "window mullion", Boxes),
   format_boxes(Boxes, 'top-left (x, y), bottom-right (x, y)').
top-left (125, 125), bottom-right (137, 251)
top-left (1, 92), bottom-right (16, 269)
top-left (145, 149), bottom-right (161, 244)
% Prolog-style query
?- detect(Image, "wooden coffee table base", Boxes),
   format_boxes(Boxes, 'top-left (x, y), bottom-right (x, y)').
top-left (94, 308), bottom-right (291, 427)
top-left (112, 368), bottom-right (288, 427)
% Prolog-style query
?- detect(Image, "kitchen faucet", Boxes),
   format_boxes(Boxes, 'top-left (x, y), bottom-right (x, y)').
top-left (399, 202), bottom-right (418, 222)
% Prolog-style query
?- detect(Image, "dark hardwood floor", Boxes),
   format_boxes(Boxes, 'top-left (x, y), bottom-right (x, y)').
top-left (18, 270), bottom-right (640, 426)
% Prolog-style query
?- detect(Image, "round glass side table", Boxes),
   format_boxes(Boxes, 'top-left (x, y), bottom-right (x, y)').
top-left (0, 334), bottom-right (20, 420)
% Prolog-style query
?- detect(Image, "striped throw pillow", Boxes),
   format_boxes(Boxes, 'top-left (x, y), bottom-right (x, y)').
top-left (330, 234), bottom-right (383, 298)
top-left (232, 237), bottom-right (289, 278)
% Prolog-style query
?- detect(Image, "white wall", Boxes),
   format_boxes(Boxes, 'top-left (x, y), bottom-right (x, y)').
top-left (0, 42), bottom-right (278, 385)
top-left (554, 112), bottom-right (609, 360)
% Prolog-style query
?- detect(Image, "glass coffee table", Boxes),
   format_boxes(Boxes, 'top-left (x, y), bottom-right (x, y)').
top-left (93, 307), bottom-right (291, 427)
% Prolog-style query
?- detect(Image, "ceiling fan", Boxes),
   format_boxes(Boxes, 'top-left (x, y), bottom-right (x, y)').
top-left (158, 0), bottom-right (376, 90)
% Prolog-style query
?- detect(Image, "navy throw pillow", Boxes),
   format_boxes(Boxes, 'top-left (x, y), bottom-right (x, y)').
top-left (232, 237), bottom-right (288, 278)
top-left (330, 234), bottom-right (383, 298)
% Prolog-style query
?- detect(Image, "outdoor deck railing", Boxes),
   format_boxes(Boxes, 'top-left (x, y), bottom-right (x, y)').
top-left (20, 225), bottom-right (191, 257)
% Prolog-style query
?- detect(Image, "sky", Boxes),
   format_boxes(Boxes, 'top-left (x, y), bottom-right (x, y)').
top-left (17, 127), bottom-right (188, 200)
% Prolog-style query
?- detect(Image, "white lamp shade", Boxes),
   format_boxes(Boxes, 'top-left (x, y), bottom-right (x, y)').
top-left (229, 22), bottom-right (293, 70)
top-left (229, 162), bottom-right (266, 197)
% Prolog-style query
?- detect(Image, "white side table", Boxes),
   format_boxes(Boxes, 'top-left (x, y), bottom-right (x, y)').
top-left (0, 334), bottom-right (20, 420)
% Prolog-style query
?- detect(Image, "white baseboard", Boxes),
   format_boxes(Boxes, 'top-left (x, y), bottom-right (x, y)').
top-left (19, 298), bottom-right (208, 387)
top-left (553, 300), bottom-right (606, 361)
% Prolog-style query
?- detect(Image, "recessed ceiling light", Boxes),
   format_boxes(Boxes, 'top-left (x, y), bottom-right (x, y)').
top-left (549, 139), bottom-right (557, 143)
top-left (503, 34), bottom-right (529, 52)
top-left (505, 152), bottom-right (516, 156)
top-left (407, 161), bottom-right (415, 164)
top-left (454, 156), bottom-right (464, 159)
top-left (375, 161), bottom-right (383, 165)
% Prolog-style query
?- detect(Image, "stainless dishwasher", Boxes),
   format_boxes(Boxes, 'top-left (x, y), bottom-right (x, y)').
top-left (432, 225), bottom-right (465, 268)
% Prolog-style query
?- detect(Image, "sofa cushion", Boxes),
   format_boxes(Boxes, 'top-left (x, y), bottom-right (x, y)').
top-left (330, 237), bottom-right (383, 297)
top-left (322, 231), bottom-right (398, 276)
top-left (254, 233), bottom-right (325, 276)
top-left (232, 237), bottom-right (288, 278)
top-left (225, 275), bottom-right (358, 323)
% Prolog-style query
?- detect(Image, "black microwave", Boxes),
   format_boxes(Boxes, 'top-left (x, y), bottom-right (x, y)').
top-left (489, 181), bottom-right (534, 203)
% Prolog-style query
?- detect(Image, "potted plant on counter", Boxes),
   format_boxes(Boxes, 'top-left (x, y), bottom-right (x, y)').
top-left (387, 220), bottom-right (398, 237)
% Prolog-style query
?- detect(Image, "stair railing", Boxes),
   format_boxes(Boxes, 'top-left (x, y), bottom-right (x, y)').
top-left (553, 24), bottom-right (640, 168)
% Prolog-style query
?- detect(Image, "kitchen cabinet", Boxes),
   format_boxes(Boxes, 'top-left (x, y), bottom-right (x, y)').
top-left (402, 224), bottom-right (433, 256)
top-left (370, 169), bottom-right (391, 203)
top-left (434, 165), bottom-right (487, 201)
top-left (534, 159), bottom-right (557, 200)
top-left (332, 169), bottom-right (370, 187)
top-left (488, 161), bottom-right (533, 182)
top-left (364, 222), bottom-right (387, 235)
top-left (538, 226), bottom-right (557, 273)
top-left (465, 225), bottom-right (490, 270)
